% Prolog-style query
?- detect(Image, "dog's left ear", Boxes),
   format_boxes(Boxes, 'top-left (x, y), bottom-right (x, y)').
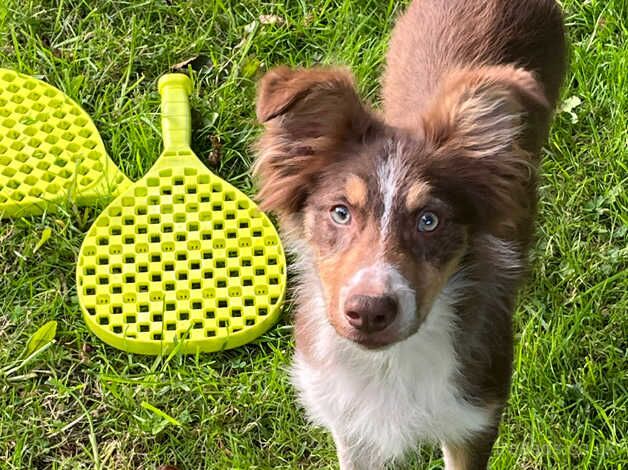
top-left (422, 65), bottom-right (549, 235)
top-left (423, 65), bottom-right (548, 156)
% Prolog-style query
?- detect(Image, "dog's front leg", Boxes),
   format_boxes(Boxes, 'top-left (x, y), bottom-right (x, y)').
top-left (332, 432), bottom-right (385, 470)
top-left (441, 427), bottom-right (499, 470)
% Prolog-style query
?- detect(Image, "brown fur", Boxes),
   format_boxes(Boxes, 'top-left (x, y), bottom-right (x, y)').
top-left (254, 0), bottom-right (566, 467)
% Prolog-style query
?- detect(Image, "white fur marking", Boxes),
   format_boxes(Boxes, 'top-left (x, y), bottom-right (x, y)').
top-left (291, 279), bottom-right (491, 465)
top-left (377, 140), bottom-right (406, 239)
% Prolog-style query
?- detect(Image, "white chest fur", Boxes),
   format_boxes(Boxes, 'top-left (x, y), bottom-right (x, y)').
top-left (291, 296), bottom-right (490, 463)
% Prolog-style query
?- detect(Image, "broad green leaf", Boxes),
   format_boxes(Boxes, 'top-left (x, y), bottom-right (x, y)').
top-left (26, 321), bottom-right (57, 356)
top-left (33, 227), bottom-right (52, 253)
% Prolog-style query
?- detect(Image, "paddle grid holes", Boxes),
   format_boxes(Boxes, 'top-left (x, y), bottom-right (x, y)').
top-left (2, 166), bottom-right (16, 178)
top-left (0, 174), bottom-right (19, 199)
top-left (73, 161), bottom-right (286, 346)
top-left (22, 126), bottom-right (37, 138)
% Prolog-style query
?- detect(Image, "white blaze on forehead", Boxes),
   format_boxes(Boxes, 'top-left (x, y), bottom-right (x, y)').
top-left (339, 263), bottom-right (416, 328)
top-left (376, 140), bottom-right (407, 239)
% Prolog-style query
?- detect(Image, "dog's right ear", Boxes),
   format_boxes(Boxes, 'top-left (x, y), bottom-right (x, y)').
top-left (256, 65), bottom-right (368, 128)
top-left (253, 66), bottom-right (375, 215)
top-left (256, 65), bottom-right (326, 122)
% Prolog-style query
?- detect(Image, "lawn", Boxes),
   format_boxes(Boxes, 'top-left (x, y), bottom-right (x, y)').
top-left (0, 0), bottom-right (626, 468)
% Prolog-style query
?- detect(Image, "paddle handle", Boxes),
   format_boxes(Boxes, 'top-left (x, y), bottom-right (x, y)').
top-left (158, 74), bottom-right (193, 151)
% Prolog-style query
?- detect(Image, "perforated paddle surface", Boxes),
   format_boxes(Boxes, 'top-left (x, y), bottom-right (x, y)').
top-left (76, 153), bottom-right (286, 354)
top-left (0, 68), bottom-right (129, 217)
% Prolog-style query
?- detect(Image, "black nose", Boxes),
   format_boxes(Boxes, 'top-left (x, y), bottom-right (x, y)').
top-left (344, 295), bottom-right (398, 333)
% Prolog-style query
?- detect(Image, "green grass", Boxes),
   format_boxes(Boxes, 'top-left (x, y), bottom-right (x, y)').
top-left (0, 0), bottom-right (626, 468)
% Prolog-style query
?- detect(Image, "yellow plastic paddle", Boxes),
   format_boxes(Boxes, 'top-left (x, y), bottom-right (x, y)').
top-left (0, 68), bottom-right (130, 217)
top-left (76, 74), bottom-right (286, 354)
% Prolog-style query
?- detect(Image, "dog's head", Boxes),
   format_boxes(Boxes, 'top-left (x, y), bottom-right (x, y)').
top-left (254, 66), bottom-right (546, 349)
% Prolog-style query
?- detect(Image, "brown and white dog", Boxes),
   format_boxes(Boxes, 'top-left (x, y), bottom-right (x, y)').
top-left (253, 0), bottom-right (566, 468)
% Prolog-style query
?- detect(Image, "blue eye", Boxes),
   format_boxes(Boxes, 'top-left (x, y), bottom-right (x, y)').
top-left (417, 211), bottom-right (439, 232)
top-left (330, 205), bottom-right (351, 225)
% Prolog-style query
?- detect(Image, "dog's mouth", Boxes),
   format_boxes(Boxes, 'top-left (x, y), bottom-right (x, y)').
top-left (336, 320), bottom-right (422, 350)
top-left (348, 332), bottom-right (401, 350)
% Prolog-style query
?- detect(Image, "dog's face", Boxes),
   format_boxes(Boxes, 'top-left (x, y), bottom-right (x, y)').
top-left (298, 143), bottom-right (468, 348)
top-left (254, 66), bottom-right (545, 349)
